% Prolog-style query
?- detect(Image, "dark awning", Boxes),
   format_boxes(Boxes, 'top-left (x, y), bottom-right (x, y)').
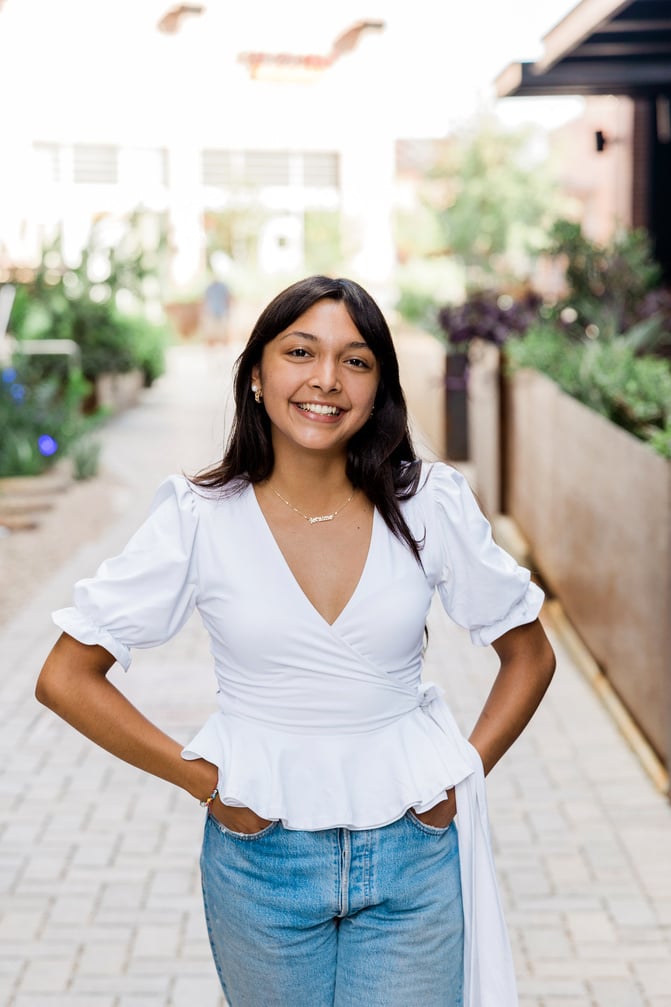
top-left (496, 0), bottom-right (671, 98)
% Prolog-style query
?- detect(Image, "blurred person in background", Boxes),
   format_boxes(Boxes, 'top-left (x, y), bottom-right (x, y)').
top-left (201, 274), bottom-right (232, 347)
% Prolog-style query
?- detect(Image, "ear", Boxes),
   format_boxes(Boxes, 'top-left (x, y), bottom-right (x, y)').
top-left (251, 364), bottom-right (261, 386)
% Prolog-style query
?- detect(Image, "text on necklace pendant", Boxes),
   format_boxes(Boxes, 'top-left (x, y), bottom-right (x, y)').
top-left (309, 514), bottom-right (335, 524)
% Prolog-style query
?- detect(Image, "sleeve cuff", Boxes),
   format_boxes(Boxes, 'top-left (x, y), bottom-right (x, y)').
top-left (51, 607), bottom-right (132, 671)
top-left (468, 581), bottom-right (545, 647)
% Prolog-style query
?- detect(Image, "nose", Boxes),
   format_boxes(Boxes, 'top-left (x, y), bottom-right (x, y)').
top-left (308, 355), bottom-right (340, 393)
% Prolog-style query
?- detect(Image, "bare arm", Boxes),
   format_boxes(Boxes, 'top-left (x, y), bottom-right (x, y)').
top-left (469, 618), bottom-right (556, 775)
top-left (35, 632), bottom-right (218, 802)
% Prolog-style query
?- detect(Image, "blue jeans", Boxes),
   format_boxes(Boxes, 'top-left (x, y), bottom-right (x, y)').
top-left (200, 810), bottom-right (464, 1007)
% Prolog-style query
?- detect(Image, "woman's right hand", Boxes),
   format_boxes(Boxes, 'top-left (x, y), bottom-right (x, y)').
top-left (36, 633), bottom-right (216, 803)
top-left (209, 795), bottom-right (275, 834)
top-left (412, 788), bottom-right (456, 829)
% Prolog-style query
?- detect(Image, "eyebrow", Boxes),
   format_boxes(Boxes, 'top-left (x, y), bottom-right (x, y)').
top-left (279, 330), bottom-right (371, 350)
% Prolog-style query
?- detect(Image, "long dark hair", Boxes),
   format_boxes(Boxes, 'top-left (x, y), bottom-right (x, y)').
top-left (192, 275), bottom-right (423, 560)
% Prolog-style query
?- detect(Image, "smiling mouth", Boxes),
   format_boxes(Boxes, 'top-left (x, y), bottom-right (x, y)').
top-left (295, 402), bottom-right (342, 416)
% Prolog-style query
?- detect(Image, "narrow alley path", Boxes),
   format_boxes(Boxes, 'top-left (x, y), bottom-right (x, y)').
top-left (1, 342), bottom-right (669, 1007)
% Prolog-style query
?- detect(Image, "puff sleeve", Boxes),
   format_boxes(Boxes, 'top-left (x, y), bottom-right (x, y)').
top-left (430, 464), bottom-right (544, 646)
top-left (52, 476), bottom-right (199, 671)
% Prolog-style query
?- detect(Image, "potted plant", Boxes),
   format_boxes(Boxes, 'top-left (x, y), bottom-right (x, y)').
top-left (7, 221), bottom-right (170, 412)
top-left (0, 361), bottom-right (96, 528)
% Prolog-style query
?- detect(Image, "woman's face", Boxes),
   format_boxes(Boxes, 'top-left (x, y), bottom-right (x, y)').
top-left (251, 299), bottom-right (380, 461)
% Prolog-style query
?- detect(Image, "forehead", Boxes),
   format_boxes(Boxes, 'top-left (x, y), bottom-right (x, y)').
top-left (277, 299), bottom-right (367, 343)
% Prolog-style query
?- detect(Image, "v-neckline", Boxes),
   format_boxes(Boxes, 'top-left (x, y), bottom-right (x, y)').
top-left (249, 483), bottom-right (377, 628)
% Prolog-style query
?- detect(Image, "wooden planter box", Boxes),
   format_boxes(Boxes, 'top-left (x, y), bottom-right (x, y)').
top-left (506, 368), bottom-right (671, 773)
top-left (94, 370), bottom-right (144, 413)
top-left (164, 300), bottom-right (202, 340)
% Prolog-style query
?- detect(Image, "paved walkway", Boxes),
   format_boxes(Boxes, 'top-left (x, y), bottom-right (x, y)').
top-left (1, 344), bottom-right (670, 1007)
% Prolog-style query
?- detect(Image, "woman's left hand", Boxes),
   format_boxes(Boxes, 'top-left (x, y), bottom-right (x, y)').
top-left (413, 788), bottom-right (457, 829)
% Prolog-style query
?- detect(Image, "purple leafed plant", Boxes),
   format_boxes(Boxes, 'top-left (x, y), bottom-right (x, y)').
top-left (437, 290), bottom-right (543, 348)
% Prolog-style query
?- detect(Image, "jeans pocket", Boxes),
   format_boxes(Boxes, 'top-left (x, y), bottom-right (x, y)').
top-left (207, 809), bottom-right (280, 841)
top-left (406, 809), bottom-right (456, 837)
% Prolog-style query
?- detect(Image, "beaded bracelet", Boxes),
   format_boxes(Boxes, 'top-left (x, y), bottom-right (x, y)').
top-left (199, 787), bottom-right (219, 808)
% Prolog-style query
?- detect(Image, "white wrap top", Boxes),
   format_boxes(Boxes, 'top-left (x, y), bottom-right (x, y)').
top-left (53, 462), bottom-right (543, 1006)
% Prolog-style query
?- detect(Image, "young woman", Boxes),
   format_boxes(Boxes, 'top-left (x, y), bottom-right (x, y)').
top-left (36, 275), bottom-right (555, 1007)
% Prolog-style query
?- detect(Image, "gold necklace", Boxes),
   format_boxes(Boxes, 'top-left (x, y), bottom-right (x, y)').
top-left (269, 484), bottom-right (355, 525)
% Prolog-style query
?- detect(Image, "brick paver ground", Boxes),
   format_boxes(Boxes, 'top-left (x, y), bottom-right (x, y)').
top-left (1, 343), bottom-right (670, 1006)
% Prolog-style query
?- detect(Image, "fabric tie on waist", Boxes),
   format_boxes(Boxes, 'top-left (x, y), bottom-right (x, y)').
top-left (417, 681), bottom-right (518, 1006)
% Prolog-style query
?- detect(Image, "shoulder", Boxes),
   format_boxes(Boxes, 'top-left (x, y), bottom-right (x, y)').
top-left (402, 460), bottom-right (472, 517)
top-left (150, 474), bottom-right (199, 515)
top-left (153, 476), bottom-right (256, 530)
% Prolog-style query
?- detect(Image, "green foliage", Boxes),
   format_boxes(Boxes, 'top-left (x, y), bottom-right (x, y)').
top-left (0, 362), bottom-right (90, 477)
top-left (394, 204), bottom-right (445, 261)
top-left (542, 220), bottom-right (663, 337)
top-left (127, 315), bottom-right (171, 385)
top-left (70, 434), bottom-right (102, 480)
top-left (647, 423), bottom-right (671, 459)
top-left (395, 288), bottom-right (440, 335)
top-left (579, 340), bottom-right (671, 431)
top-left (505, 322), bottom-right (671, 453)
top-left (1, 216), bottom-right (170, 480)
top-left (7, 218), bottom-right (171, 382)
top-left (393, 260), bottom-right (465, 338)
top-left (505, 324), bottom-right (582, 394)
top-left (503, 222), bottom-right (671, 457)
top-left (434, 117), bottom-right (563, 288)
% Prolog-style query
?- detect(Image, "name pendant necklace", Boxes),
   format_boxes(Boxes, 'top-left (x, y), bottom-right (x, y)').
top-left (269, 485), bottom-right (355, 525)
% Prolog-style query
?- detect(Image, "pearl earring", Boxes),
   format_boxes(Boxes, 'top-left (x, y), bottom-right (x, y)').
top-left (252, 384), bottom-right (263, 404)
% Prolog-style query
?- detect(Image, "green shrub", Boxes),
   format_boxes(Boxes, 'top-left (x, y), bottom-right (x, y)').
top-left (123, 314), bottom-right (170, 385)
top-left (395, 288), bottom-right (440, 334)
top-left (505, 323), bottom-right (582, 395)
top-left (0, 363), bottom-right (90, 477)
top-left (70, 434), bottom-right (102, 480)
top-left (65, 299), bottom-right (138, 379)
top-left (505, 322), bottom-right (671, 451)
top-left (542, 220), bottom-right (665, 338)
top-left (647, 423), bottom-right (671, 459)
top-left (7, 217), bottom-right (171, 383)
top-left (9, 283), bottom-right (170, 383)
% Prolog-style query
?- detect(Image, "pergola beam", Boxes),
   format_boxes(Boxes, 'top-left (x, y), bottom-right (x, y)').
top-left (577, 41), bottom-right (671, 54)
top-left (598, 17), bottom-right (671, 29)
top-left (496, 0), bottom-right (671, 98)
top-left (496, 57), bottom-right (671, 97)
top-left (536, 0), bottom-right (633, 73)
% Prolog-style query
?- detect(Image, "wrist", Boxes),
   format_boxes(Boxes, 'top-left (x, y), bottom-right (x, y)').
top-left (180, 758), bottom-right (219, 802)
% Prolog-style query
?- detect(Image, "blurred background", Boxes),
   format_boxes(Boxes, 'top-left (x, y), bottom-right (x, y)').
top-left (2, 0), bottom-right (671, 783)
top-left (2, 8), bottom-right (671, 1004)
top-left (0, 0), bottom-right (586, 313)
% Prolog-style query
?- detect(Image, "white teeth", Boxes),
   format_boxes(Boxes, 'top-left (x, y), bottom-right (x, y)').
top-left (297, 403), bottom-right (340, 415)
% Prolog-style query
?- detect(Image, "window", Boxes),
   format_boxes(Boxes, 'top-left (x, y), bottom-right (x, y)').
top-left (72, 145), bottom-right (119, 184)
top-left (304, 152), bottom-right (338, 188)
top-left (202, 149), bottom-right (339, 190)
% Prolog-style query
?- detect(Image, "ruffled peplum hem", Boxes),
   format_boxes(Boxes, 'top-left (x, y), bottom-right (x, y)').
top-left (181, 697), bottom-right (475, 831)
